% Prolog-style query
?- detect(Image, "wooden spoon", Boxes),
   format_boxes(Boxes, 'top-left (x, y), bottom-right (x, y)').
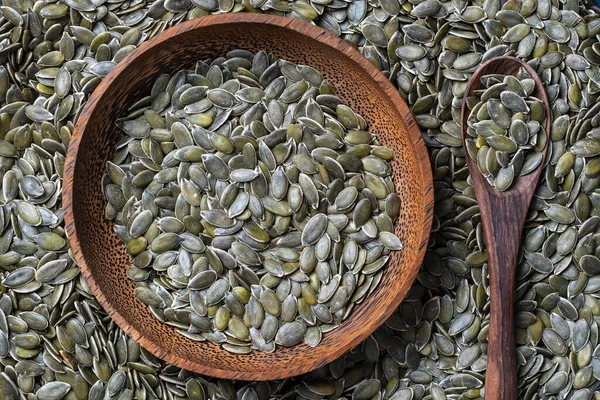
top-left (460, 56), bottom-right (551, 399)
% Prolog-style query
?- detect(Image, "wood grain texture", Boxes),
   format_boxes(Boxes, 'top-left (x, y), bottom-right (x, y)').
top-left (460, 57), bottom-right (551, 399)
top-left (62, 13), bottom-right (434, 381)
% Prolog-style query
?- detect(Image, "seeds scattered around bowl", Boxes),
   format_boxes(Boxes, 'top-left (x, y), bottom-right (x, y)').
top-left (464, 67), bottom-right (547, 191)
top-left (0, 0), bottom-right (599, 394)
top-left (102, 51), bottom-right (403, 353)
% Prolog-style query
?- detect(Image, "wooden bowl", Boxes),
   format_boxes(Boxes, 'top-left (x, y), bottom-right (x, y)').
top-left (63, 13), bottom-right (434, 381)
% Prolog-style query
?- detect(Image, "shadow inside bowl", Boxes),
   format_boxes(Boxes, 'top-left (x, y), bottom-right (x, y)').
top-left (63, 14), bottom-right (433, 380)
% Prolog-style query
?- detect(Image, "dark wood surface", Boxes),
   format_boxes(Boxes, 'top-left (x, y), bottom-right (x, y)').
top-left (62, 13), bottom-right (435, 380)
top-left (460, 57), bottom-right (551, 399)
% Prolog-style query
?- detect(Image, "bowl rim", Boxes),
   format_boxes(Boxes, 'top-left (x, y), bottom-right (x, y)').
top-left (63, 13), bottom-right (434, 380)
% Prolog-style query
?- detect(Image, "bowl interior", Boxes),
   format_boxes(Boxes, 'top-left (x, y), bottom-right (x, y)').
top-left (65, 14), bottom-right (433, 380)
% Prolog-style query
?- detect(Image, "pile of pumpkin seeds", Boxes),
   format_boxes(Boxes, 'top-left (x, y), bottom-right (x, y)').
top-left (464, 67), bottom-right (547, 191)
top-left (102, 51), bottom-right (403, 354)
top-left (0, 0), bottom-right (600, 397)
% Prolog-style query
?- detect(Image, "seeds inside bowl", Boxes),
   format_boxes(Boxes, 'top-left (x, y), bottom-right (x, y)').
top-left (464, 67), bottom-right (547, 192)
top-left (102, 50), bottom-right (403, 354)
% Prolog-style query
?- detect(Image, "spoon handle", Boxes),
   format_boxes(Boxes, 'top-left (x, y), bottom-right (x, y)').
top-left (480, 194), bottom-right (529, 400)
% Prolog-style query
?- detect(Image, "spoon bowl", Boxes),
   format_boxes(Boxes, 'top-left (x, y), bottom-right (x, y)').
top-left (460, 56), bottom-right (551, 399)
top-left (461, 56), bottom-right (552, 195)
